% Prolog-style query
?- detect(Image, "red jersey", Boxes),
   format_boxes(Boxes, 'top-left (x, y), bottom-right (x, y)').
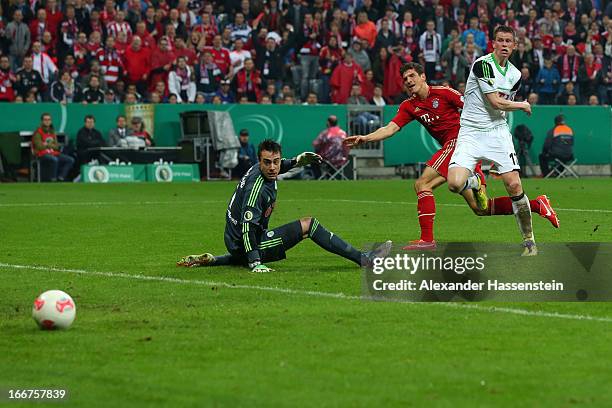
top-left (390, 86), bottom-right (463, 145)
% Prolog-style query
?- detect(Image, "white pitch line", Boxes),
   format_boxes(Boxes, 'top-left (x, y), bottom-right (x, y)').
top-left (1, 262), bottom-right (611, 324)
top-left (0, 198), bottom-right (610, 213)
top-left (0, 200), bottom-right (225, 208)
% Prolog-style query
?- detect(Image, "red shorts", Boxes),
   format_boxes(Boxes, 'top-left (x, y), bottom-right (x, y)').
top-left (426, 139), bottom-right (485, 183)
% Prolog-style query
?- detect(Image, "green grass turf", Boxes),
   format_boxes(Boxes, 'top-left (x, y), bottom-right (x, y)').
top-left (1, 179), bottom-right (612, 407)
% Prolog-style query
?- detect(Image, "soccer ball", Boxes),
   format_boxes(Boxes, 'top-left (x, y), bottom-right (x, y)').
top-left (32, 290), bottom-right (76, 330)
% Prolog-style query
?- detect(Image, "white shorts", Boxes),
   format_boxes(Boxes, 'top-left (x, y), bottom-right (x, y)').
top-left (449, 124), bottom-right (520, 174)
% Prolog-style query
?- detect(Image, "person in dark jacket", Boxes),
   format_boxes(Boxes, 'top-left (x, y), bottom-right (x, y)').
top-left (76, 115), bottom-right (106, 165)
top-left (50, 70), bottom-right (82, 103)
top-left (539, 115), bottom-right (575, 176)
top-left (234, 128), bottom-right (257, 178)
top-left (79, 75), bottom-right (105, 104)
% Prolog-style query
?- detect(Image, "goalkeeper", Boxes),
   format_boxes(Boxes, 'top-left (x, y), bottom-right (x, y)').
top-left (178, 139), bottom-right (391, 272)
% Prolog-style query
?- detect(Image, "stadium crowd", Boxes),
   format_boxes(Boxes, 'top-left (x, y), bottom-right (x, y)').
top-left (0, 0), bottom-right (610, 106)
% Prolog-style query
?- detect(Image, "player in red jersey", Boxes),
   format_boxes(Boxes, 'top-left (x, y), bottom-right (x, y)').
top-left (344, 62), bottom-right (558, 249)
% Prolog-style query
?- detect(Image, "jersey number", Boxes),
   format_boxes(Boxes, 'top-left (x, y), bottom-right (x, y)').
top-left (509, 153), bottom-right (518, 165)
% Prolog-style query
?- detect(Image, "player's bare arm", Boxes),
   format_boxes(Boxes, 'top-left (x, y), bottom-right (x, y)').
top-left (485, 92), bottom-right (532, 115)
top-left (344, 121), bottom-right (400, 147)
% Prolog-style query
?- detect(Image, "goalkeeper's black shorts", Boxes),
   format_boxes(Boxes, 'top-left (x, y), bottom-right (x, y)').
top-left (226, 220), bottom-right (303, 264)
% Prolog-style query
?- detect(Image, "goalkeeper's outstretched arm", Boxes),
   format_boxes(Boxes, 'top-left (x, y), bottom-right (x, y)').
top-left (343, 122), bottom-right (401, 147)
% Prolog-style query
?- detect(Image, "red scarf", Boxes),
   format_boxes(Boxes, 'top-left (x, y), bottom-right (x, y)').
top-left (176, 66), bottom-right (189, 87)
top-left (586, 62), bottom-right (601, 78)
top-left (562, 54), bottom-right (579, 80)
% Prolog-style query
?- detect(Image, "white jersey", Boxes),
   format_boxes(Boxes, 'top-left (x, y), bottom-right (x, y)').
top-left (460, 53), bottom-right (522, 129)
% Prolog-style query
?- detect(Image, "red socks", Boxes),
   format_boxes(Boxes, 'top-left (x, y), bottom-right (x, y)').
top-left (488, 197), bottom-right (541, 215)
top-left (417, 191), bottom-right (436, 242)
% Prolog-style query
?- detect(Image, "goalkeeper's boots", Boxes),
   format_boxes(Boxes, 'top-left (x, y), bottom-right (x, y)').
top-left (473, 173), bottom-right (488, 211)
top-left (402, 239), bottom-right (437, 251)
top-left (177, 253), bottom-right (215, 267)
top-left (361, 240), bottom-right (393, 267)
top-left (521, 240), bottom-right (538, 257)
top-left (536, 195), bottom-right (559, 228)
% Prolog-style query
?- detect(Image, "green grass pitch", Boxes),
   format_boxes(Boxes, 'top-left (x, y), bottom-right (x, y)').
top-left (1, 178), bottom-right (612, 407)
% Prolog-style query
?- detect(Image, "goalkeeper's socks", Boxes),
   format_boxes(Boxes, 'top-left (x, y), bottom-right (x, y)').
top-left (309, 218), bottom-right (362, 265)
top-left (487, 197), bottom-right (541, 216)
top-left (416, 191), bottom-right (435, 242)
top-left (511, 193), bottom-right (535, 242)
top-left (212, 254), bottom-right (235, 266)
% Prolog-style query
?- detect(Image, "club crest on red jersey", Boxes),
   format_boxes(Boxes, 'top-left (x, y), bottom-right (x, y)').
top-left (432, 98), bottom-right (439, 109)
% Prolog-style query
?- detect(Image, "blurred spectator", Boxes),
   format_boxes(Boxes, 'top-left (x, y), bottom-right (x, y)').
top-left (80, 75), bottom-right (105, 103)
top-left (349, 39), bottom-right (371, 72)
top-left (31, 41), bottom-right (58, 90)
top-left (419, 20), bottom-right (442, 82)
top-left (174, 37), bottom-right (197, 66)
top-left (347, 83), bottom-right (380, 132)
top-left (234, 128), bottom-right (256, 178)
top-left (0, 55), bottom-right (17, 102)
top-left (539, 114), bottom-right (574, 176)
top-left (129, 116), bottom-right (153, 146)
top-left (229, 38), bottom-right (251, 76)
top-left (5, 10), bottom-right (30, 71)
top-left (433, 5), bottom-right (453, 38)
top-left (81, 60), bottom-right (108, 91)
top-left (374, 18), bottom-right (398, 52)
top-left (516, 67), bottom-right (535, 102)
top-left (567, 94), bottom-right (578, 105)
top-left (32, 113), bottom-right (74, 181)
top-left (123, 36), bottom-right (151, 95)
top-left (330, 53), bottom-right (364, 104)
top-left (377, 6), bottom-right (401, 37)
top-left (298, 12), bottom-right (321, 99)
top-left (228, 12), bottom-right (251, 42)
top-left (372, 84), bottom-right (386, 106)
top-left (234, 58), bottom-right (261, 102)
top-left (361, 69), bottom-right (375, 101)
top-left (216, 79), bottom-right (235, 104)
top-left (253, 31), bottom-right (292, 88)
top-left (104, 89), bottom-right (121, 104)
top-left (304, 92), bottom-right (318, 105)
top-left (558, 45), bottom-right (581, 85)
top-left (100, 36), bottom-right (125, 88)
top-left (462, 16), bottom-right (486, 51)
top-left (527, 92), bottom-right (539, 106)
top-left (353, 11), bottom-right (377, 49)
top-left (312, 114), bottom-right (349, 178)
top-left (510, 42), bottom-right (534, 71)
top-left (530, 36), bottom-right (546, 76)
top-left (15, 56), bottom-right (43, 100)
top-left (588, 94), bottom-right (600, 105)
top-left (107, 9), bottom-right (132, 39)
top-left (442, 41), bottom-right (469, 87)
top-left (578, 53), bottom-right (604, 103)
top-left (205, 35), bottom-right (231, 77)
top-left (536, 58), bottom-right (561, 105)
top-left (50, 70), bottom-right (81, 103)
top-left (29, 9), bottom-right (48, 45)
top-left (149, 36), bottom-right (176, 93)
top-left (558, 82), bottom-right (580, 105)
top-left (108, 115), bottom-right (131, 147)
top-left (168, 56), bottom-right (195, 103)
top-left (76, 114), bottom-right (105, 164)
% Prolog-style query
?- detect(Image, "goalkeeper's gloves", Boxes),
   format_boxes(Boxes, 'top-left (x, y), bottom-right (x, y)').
top-left (296, 152), bottom-right (322, 167)
top-left (251, 264), bottom-right (274, 273)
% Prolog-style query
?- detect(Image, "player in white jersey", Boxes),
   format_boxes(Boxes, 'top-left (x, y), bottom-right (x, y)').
top-left (447, 26), bottom-right (537, 256)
